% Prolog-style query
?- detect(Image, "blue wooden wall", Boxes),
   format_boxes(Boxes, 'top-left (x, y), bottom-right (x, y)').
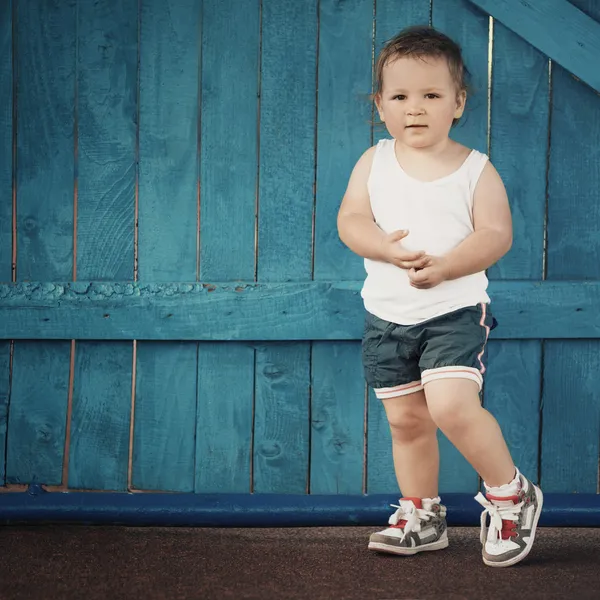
top-left (1, 0), bottom-right (600, 522)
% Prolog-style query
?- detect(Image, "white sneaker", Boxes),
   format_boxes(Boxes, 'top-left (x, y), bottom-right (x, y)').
top-left (475, 474), bottom-right (543, 567)
top-left (368, 497), bottom-right (449, 556)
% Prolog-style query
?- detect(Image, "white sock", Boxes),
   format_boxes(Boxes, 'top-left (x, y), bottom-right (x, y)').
top-left (484, 467), bottom-right (521, 496)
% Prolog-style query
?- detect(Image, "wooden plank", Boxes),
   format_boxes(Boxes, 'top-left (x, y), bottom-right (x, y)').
top-left (68, 342), bottom-right (132, 491)
top-left (467, 0), bottom-right (600, 93)
top-left (0, 0), bottom-right (11, 282)
top-left (484, 341), bottom-right (541, 483)
top-left (433, 0), bottom-right (489, 153)
top-left (5, 341), bottom-right (70, 485)
top-left (4, 280), bottom-right (600, 340)
top-left (487, 25), bottom-right (548, 280)
top-left (313, 0), bottom-right (373, 281)
top-left (72, 0), bottom-right (137, 493)
top-left (199, 0), bottom-right (259, 282)
top-left (0, 342), bottom-right (11, 484)
top-left (194, 0), bottom-right (260, 496)
top-left (132, 0), bottom-right (200, 493)
top-left (257, 0), bottom-right (317, 282)
top-left (76, 0), bottom-right (137, 280)
top-left (138, 0), bottom-right (199, 282)
top-left (131, 342), bottom-right (197, 491)
top-left (253, 343), bottom-right (310, 494)
top-left (16, 0), bottom-right (75, 281)
top-left (541, 341), bottom-right (600, 493)
top-left (310, 342), bottom-right (364, 494)
top-left (195, 343), bottom-right (254, 493)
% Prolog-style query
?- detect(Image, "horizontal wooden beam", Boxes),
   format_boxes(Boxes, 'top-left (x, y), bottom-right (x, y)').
top-left (0, 280), bottom-right (598, 340)
top-left (467, 0), bottom-right (600, 92)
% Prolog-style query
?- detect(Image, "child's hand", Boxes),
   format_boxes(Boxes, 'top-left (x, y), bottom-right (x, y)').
top-left (407, 256), bottom-right (450, 289)
top-left (380, 230), bottom-right (429, 270)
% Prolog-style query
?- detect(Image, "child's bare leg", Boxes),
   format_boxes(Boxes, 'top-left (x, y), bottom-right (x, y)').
top-left (382, 390), bottom-right (439, 498)
top-left (424, 379), bottom-right (515, 486)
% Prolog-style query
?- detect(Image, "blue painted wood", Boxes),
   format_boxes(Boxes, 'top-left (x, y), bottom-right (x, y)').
top-left (310, 342), bottom-right (364, 494)
top-left (542, 341), bottom-right (600, 493)
top-left (69, 342), bottom-right (132, 491)
top-left (313, 0), bottom-right (372, 282)
top-left (253, 343), bottom-right (310, 493)
top-left (16, 0), bottom-right (75, 281)
top-left (0, 0), bottom-right (11, 283)
top-left (195, 0), bottom-right (260, 496)
top-left (257, 0), bottom-right (317, 282)
top-left (132, 343), bottom-right (197, 492)
top-left (487, 25), bottom-right (548, 280)
top-left (0, 342), bottom-right (11, 484)
top-left (1, 488), bottom-right (598, 527)
top-left (433, 0), bottom-right (489, 153)
top-left (547, 75), bottom-right (600, 279)
top-left (366, 388), bottom-right (397, 494)
top-left (484, 341), bottom-right (541, 483)
top-left (467, 0), bottom-right (600, 93)
top-left (5, 342), bottom-right (70, 485)
top-left (138, 0), bottom-right (199, 282)
top-left (76, 0), bottom-right (137, 280)
top-left (133, 0), bottom-right (201, 493)
top-left (4, 280), bottom-right (600, 341)
top-left (373, 0), bottom-right (431, 145)
top-left (195, 343), bottom-right (254, 493)
top-left (199, 0), bottom-right (259, 282)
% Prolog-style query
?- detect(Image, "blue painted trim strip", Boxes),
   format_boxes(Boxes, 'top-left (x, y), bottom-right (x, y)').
top-left (1, 487), bottom-right (598, 527)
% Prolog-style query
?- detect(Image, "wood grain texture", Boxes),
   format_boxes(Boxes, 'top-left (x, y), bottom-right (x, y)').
top-left (438, 431), bottom-right (478, 494)
top-left (253, 343), bottom-right (310, 493)
top-left (16, 0), bottom-right (75, 281)
top-left (257, 0), bottom-right (317, 282)
top-left (0, 0), bottom-right (11, 282)
top-left (541, 341), bottom-right (600, 493)
top-left (76, 0), bottom-right (137, 280)
top-left (467, 0), bottom-right (600, 93)
top-left (132, 342), bottom-right (197, 491)
top-left (4, 280), bottom-right (600, 340)
top-left (433, 0), bottom-right (489, 153)
top-left (484, 341), bottom-right (541, 483)
top-left (487, 25), bottom-right (548, 280)
top-left (68, 342), bottom-right (132, 491)
top-left (0, 342), bottom-right (11, 484)
top-left (195, 343), bottom-right (254, 493)
top-left (199, 0), bottom-right (259, 281)
top-left (313, 0), bottom-right (373, 281)
top-left (138, 0), bottom-right (199, 282)
top-left (5, 341), bottom-right (70, 485)
top-left (310, 342), bottom-right (364, 494)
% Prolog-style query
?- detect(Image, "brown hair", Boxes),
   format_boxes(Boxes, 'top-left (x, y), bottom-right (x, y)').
top-left (374, 26), bottom-right (470, 126)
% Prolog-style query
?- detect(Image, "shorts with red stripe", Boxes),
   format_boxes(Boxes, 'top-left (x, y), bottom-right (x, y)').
top-left (362, 304), bottom-right (497, 400)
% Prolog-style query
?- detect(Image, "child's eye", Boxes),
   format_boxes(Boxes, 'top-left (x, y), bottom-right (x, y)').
top-left (392, 94), bottom-right (406, 101)
top-left (425, 93), bottom-right (440, 99)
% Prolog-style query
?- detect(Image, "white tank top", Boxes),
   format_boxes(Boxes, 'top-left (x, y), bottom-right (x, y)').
top-left (361, 138), bottom-right (491, 325)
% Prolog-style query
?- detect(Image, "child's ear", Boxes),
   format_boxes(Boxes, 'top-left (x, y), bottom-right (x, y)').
top-left (374, 93), bottom-right (385, 122)
top-left (454, 90), bottom-right (467, 119)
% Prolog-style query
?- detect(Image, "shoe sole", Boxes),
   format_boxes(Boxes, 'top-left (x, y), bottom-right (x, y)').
top-left (483, 484), bottom-right (544, 568)
top-left (368, 536), bottom-right (449, 556)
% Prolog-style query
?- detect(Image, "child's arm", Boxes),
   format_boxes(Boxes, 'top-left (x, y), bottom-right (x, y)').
top-left (408, 161), bottom-right (512, 288)
top-left (338, 148), bottom-right (429, 270)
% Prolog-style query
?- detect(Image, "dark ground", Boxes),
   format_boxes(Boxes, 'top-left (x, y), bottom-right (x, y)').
top-left (1, 525), bottom-right (599, 599)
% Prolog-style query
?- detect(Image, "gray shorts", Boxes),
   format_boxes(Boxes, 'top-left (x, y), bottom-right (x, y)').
top-left (362, 303), bottom-right (496, 399)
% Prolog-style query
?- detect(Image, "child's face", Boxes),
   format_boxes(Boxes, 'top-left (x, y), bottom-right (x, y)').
top-left (376, 56), bottom-right (466, 149)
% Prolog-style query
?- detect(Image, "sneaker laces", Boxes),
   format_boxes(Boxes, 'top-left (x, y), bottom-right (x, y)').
top-left (474, 492), bottom-right (523, 544)
top-left (388, 500), bottom-right (436, 542)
